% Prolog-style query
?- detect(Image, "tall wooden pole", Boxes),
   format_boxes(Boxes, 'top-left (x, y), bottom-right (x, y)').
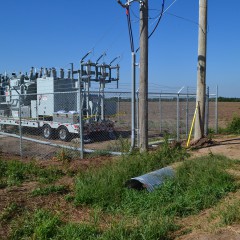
top-left (194, 0), bottom-right (208, 140)
top-left (139, 0), bottom-right (148, 152)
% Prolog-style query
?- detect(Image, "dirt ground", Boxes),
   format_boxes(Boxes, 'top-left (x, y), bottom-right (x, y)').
top-left (175, 135), bottom-right (240, 240)
top-left (0, 135), bottom-right (240, 239)
top-left (190, 135), bottom-right (240, 160)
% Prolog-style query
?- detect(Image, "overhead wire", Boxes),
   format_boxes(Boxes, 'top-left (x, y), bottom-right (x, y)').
top-left (126, 6), bottom-right (135, 52)
top-left (146, 0), bottom-right (165, 43)
top-left (91, 15), bottom-right (122, 51)
top-left (136, 0), bottom-right (165, 53)
top-left (80, 14), bottom-right (125, 63)
top-left (164, 12), bottom-right (207, 34)
top-left (149, 0), bottom-right (178, 27)
top-left (118, 0), bottom-right (181, 62)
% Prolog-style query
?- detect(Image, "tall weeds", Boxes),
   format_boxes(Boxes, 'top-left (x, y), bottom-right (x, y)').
top-left (74, 138), bottom-right (189, 208)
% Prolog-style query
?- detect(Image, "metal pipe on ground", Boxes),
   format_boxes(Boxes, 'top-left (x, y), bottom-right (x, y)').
top-left (125, 166), bottom-right (175, 192)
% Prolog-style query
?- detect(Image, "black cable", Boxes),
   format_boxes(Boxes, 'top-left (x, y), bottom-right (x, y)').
top-left (136, 0), bottom-right (165, 53)
top-left (117, 0), bottom-right (126, 8)
top-left (131, 8), bottom-right (162, 21)
top-left (118, 0), bottom-right (165, 53)
top-left (126, 6), bottom-right (135, 52)
top-left (130, 8), bottom-right (140, 20)
top-left (117, 1), bottom-right (135, 52)
top-left (165, 12), bottom-right (207, 34)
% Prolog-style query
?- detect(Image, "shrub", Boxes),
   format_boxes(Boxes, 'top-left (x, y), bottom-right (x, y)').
top-left (226, 116), bottom-right (240, 134)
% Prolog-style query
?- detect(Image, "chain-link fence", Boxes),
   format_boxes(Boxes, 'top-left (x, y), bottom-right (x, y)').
top-left (0, 88), bottom-right (218, 159)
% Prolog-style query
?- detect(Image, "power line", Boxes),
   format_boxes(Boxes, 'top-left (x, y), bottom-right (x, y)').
top-left (90, 15), bottom-right (122, 53)
top-left (147, 1), bottom-right (165, 41)
top-left (149, 0), bottom-right (178, 27)
top-left (126, 6), bottom-right (135, 52)
top-left (136, 0), bottom-right (165, 53)
top-left (165, 12), bottom-right (208, 34)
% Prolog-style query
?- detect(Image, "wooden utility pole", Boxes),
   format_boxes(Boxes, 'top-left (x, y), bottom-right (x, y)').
top-left (194, 0), bottom-right (208, 140)
top-left (139, 0), bottom-right (148, 152)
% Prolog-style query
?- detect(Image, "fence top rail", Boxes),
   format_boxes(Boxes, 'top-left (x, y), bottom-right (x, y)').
top-left (9, 91), bottom-right (217, 97)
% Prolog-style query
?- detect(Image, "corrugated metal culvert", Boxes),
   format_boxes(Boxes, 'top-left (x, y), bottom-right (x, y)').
top-left (125, 166), bottom-right (175, 192)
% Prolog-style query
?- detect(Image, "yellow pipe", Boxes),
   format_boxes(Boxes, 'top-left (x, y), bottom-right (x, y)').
top-left (186, 104), bottom-right (198, 148)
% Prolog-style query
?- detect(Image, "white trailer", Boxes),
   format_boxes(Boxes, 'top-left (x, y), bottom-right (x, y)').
top-left (0, 116), bottom-right (115, 142)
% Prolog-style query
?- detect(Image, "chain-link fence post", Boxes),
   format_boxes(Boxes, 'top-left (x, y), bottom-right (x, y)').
top-left (204, 86), bottom-right (209, 136)
top-left (100, 80), bottom-right (105, 121)
top-left (136, 90), bottom-right (139, 147)
top-left (177, 93), bottom-right (180, 141)
top-left (159, 93), bottom-right (162, 134)
top-left (186, 88), bottom-right (189, 138)
top-left (19, 92), bottom-right (23, 158)
top-left (215, 85), bottom-right (218, 134)
top-left (78, 70), bottom-right (84, 159)
top-left (117, 94), bottom-right (121, 122)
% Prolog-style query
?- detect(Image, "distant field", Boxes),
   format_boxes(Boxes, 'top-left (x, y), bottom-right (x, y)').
top-left (215, 102), bottom-right (240, 127)
top-left (113, 101), bottom-right (240, 133)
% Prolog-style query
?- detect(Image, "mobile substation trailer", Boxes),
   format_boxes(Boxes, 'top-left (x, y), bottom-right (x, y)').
top-left (0, 58), bottom-right (120, 142)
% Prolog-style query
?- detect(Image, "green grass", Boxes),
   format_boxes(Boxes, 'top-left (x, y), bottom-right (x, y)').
top-left (72, 153), bottom-right (238, 239)
top-left (55, 148), bottom-right (75, 163)
top-left (86, 150), bottom-right (112, 159)
top-left (0, 203), bottom-right (21, 223)
top-left (117, 155), bottom-right (237, 216)
top-left (54, 223), bottom-right (100, 240)
top-left (106, 135), bottom-right (131, 152)
top-left (218, 115), bottom-right (240, 134)
top-left (10, 154), bottom-right (238, 240)
top-left (226, 116), bottom-right (240, 134)
top-left (10, 209), bottom-right (100, 240)
top-left (4, 140), bottom-right (240, 240)
top-left (218, 200), bottom-right (240, 225)
top-left (31, 185), bottom-right (69, 197)
top-left (74, 138), bottom-right (189, 208)
top-left (10, 210), bottom-right (61, 240)
top-left (0, 159), bottom-right (64, 187)
top-left (9, 209), bottom-right (175, 240)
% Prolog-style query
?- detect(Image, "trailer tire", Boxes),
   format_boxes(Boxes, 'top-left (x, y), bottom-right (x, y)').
top-left (42, 124), bottom-right (54, 139)
top-left (109, 131), bottom-right (117, 140)
top-left (58, 126), bottom-right (71, 142)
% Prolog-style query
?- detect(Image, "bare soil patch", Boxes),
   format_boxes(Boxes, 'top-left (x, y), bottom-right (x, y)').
top-left (190, 135), bottom-right (240, 160)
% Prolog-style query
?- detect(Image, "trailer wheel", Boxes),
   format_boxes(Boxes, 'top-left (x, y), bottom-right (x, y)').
top-left (58, 126), bottom-right (71, 142)
top-left (108, 131), bottom-right (117, 140)
top-left (42, 124), bottom-right (54, 139)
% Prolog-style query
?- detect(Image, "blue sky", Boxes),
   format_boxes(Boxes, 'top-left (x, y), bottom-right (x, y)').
top-left (0, 0), bottom-right (239, 97)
